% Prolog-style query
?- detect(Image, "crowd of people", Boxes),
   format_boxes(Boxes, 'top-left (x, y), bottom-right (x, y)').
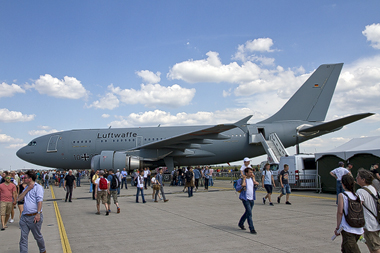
top-left (3, 159), bottom-right (380, 252)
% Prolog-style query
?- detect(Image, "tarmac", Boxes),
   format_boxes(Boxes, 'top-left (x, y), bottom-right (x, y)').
top-left (0, 179), bottom-right (370, 253)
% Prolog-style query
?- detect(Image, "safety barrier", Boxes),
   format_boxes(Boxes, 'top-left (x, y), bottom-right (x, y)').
top-left (215, 171), bottom-right (321, 192)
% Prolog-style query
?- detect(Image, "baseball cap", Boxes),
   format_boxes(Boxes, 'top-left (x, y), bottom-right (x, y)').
top-left (243, 157), bottom-right (250, 162)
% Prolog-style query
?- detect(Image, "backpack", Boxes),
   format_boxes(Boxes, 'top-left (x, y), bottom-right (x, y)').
top-left (185, 171), bottom-right (193, 182)
top-left (45, 174), bottom-right (49, 180)
top-left (362, 187), bottom-right (380, 224)
top-left (234, 178), bottom-right (245, 193)
top-left (110, 175), bottom-right (119, 189)
top-left (342, 192), bottom-right (365, 228)
top-left (99, 177), bottom-right (108, 190)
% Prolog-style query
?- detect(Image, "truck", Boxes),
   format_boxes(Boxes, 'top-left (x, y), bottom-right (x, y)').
top-left (260, 154), bottom-right (317, 187)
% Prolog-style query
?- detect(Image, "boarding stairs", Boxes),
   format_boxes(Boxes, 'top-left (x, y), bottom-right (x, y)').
top-left (249, 132), bottom-right (289, 164)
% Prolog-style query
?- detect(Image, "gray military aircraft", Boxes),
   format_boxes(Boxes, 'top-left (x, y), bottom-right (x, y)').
top-left (17, 63), bottom-right (373, 171)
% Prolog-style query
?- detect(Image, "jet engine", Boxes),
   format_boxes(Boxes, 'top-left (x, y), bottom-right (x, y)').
top-left (91, 151), bottom-right (141, 172)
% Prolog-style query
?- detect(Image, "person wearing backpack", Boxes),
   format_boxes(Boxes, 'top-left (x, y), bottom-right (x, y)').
top-left (334, 174), bottom-right (364, 253)
top-left (94, 170), bottom-right (110, 215)
top-left (185, 166), bottom-right (195, 197)
top-left (356, 168), bottom-right (380, 253)
top-left (106, 169), bottom-right (121, 214)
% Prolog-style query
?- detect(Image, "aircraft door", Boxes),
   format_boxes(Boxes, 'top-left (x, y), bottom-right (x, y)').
top-left (47, 135), bottom-right (60, 153)
top-left (136, 136), bottom-right (143, 147)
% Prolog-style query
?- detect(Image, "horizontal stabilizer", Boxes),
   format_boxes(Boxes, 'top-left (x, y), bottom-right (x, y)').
top-left (298, 113), bottom-right (374, 134)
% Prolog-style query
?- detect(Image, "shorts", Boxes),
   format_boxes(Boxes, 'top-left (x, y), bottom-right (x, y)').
top-left (364, 229), bottom-right (380, 251)
top-left (97, 191), bottom-right (108, 205)
top-left (281, 184), bottom-right (291, 195)
top-left (0, 202), bottom-right (12, 216)
top-left (341, 230), bottom-right (361, 253)
top-left (264, 184), bottom-right (273, 194)
top-left (107, 191), bottom-right (118, 205)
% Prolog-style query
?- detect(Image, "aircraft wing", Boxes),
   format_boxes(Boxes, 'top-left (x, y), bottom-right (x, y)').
top-left (129, 115), bottom-right (252, 151)
top-left (298, 113), bottom-right (374, 134)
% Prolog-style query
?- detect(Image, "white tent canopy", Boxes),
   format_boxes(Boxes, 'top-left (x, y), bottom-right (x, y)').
top-left (315, 136), bottom-right (380, 161)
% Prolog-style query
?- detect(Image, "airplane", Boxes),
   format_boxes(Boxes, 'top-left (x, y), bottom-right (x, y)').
top-left (16, 63), bottom-right (374, 172)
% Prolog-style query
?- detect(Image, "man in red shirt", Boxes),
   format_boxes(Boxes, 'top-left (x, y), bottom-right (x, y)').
top-left (0, 174), bottom-right (17, 230)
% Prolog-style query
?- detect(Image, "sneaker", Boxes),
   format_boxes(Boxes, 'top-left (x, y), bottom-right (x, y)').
top-left (95, 212), bottom-right (100, 215)
top-left (106, 211), bottom-right (109, 216)
top-left (117, 208), bottom-right (120, 214)
top-left (250, 230), bottom-right (257, 234)
top-left (277, 196), bottom-right (280, 204)
top-left (164, 199), bottom-right (169, 202)
top-left (263, 197), bottom-right (266, 205)
top-left (269, 202), bottom-right (274, 206)
top-left (9, 219), bottom-right (14, 223)
top-left (108, 209), bottom-right (111, 213)
top-left (286, 201), bottom-right (292, 205)
top-left (238, 224), bottom-right (246, 230)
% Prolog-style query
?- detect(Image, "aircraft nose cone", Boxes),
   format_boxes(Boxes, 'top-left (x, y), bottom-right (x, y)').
top-left (16, 146), bottom-right (27, 161)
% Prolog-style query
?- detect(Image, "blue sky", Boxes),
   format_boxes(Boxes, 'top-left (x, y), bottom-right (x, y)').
top-left (1, 1), bottom-right (380, 170)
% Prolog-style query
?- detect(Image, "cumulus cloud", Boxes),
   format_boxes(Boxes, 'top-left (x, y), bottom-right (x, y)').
top-left (0, 82), bottom-right (25, 97)
top-left (363, 23), bottom-right (380, 49)
top-left (136, 70), bottom-right (161, 84)
top-left (0, 133), bottom-right (23, 143)
top-left (28, 126), bottom-right (59, 136)
top-left (108, 108), bottom-right (262, 128)
top-left (168, 49), bottom-right (307, 98)
top-left (0, 108), bottom-right (35, 122)
top-left (27, 74), bottom-right (89, 99)
top-left (102, 114), bottom-right (110, 118)
top-left (233, 38), bottom-right (276, 63)
top-left (333, 55), bottom-right (380, 111)
top-left (89, 92), bottom-right (120, 110)
top-left (107, 83), bottom-right (195, 108)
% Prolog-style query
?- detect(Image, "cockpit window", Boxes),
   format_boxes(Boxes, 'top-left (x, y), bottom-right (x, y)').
top-left (28, 141), bottom-right (37, 146)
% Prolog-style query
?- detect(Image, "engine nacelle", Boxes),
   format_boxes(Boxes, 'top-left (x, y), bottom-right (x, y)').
top-left (91, 151), bottom-right (141, 172)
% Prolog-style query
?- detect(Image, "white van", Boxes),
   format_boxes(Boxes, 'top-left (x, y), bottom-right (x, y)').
top-left (260, 154), bottom-right (316, 186)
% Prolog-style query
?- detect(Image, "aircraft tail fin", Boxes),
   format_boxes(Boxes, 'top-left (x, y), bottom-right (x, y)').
top-left (260, 63), bottom-right (343, 123)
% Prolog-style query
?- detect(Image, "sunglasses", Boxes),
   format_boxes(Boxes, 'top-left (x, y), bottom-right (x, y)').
top-left (5, 177), bottom-right (11, 179)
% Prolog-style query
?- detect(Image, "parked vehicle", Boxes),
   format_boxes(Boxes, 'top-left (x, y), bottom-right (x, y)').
top-left (260, 154), bottom-right (316, 186)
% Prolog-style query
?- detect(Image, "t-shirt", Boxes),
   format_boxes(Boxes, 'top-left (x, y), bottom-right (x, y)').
top-left (246, 178), bottom-right (254, 200)
top-left (65, 175), bottom-right (76, 187)
top-left (331, 167), bottom-right (350, 181)
top-left (95, 177), bottom-right (109, 191)
top-left (0, 183), bottom-right (16, 202)
top-left (280, 170), bottom-right (289, 185)
top-left (357, 185), bottom-right (380, 232)
top-left (262, 170), bottom-right (272, 185)
top-left (143, 170), bottom-right (149, 178)
top-left (107, 175), bottom-right (117, 191)
top-left (371, 168), bottom-right (380, 179)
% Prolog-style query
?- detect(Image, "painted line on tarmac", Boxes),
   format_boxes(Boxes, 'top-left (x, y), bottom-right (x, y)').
top-left (50, 186), bottom-right (72, 253)
top-left (255, 190), bottom-right (336, 200)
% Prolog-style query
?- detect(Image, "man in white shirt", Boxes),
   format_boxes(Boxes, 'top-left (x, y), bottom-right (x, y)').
top-left (143, 167), bottom-right (149, 190)
top-left (356, 168), bottom-right (380, 253)
top-left (330, 161), bottom-right (351, 204)
top-left (136, 169), bottom-right (146, 203)
top-left (121, 168), bottom-right (128, 190)
top-left (94, 171), bottom-right (110, 215)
